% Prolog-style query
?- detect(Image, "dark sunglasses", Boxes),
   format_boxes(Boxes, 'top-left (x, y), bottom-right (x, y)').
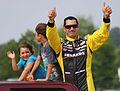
top-left (65, 24), bottom-right (78, 29)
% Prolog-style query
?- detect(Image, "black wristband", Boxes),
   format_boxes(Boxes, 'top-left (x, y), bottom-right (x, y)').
top-left (103, 18), bottom-right (110, 23)
top-left (47, 21), bottom-right (54, 27)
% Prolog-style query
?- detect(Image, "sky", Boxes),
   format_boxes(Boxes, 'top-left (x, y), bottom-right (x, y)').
top-left (0, 0), bottom-right (119, 45)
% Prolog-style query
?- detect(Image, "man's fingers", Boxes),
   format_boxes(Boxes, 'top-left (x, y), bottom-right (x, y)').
top-left (102, 2), bottom-right (112, 17)
top-left (49, 7), bottom-right (56, 15)
top-left (105, 5), bottom-right (112, 14)
top-left (48, 7), bottom-right (57, 21)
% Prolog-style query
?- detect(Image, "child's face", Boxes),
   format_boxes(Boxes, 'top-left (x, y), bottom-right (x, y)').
top-left (19, 47), bottom-right (32, 60)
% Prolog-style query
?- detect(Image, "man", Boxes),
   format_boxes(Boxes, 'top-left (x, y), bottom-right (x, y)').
top-left (46, 3), bottom-right (112, 91)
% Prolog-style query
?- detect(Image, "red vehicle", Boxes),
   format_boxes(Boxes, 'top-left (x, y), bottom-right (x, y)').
top-left (0, 81), bottom-right (78, 91)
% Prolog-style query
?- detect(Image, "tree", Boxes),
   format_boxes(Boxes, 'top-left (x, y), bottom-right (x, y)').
top-left (110, 27), bottom-right (120, 46)
top-left (92, 40), bottom-right (118, 89)
top-left (0, 40), bottom-right (19, 80)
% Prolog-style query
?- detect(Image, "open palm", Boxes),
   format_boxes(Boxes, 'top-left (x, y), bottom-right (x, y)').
top-left (7, 51), bottom-right (15, 59)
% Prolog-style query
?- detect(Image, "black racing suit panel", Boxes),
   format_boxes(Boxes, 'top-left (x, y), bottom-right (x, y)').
top-left (62, 38), bottom-right (88, 91)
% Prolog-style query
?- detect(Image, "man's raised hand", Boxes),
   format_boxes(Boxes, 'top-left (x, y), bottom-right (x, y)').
top-left (48, 7), bottom-right (57, 22)
top-left (102, 2), bottom-right (112, 18)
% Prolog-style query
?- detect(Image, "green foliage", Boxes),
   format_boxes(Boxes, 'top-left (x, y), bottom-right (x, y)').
top-left (92, 40), bottom-right (118, 89)
top-left (58, 27), bottom-right (66, 38)
top-left (77, 16), bottom-right (95, 36)
top-left (0, 40), bottom-right (19, 80)
top-left (110, 27), bottom-right (120, 46)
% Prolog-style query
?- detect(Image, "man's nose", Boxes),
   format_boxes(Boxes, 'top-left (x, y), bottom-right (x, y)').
top-left (70, 27), bottom-right (74, 30)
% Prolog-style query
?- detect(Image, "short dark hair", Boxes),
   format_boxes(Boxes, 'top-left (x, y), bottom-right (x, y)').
top-left (18, 41), bottom-right (34, 54)
top-left (64, 16), bottom-right (78, 26)
top-left (35, 23), bottom-right (47, 39)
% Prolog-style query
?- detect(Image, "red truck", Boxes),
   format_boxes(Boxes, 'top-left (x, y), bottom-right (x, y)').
top-left (0, 81), bottom-right (78, 91)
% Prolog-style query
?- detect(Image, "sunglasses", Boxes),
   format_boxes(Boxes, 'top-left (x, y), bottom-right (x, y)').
top-left (65, 24), bottom-right (78, 29)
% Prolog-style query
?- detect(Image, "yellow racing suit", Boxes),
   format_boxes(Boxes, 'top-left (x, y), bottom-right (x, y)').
top-left (46, 18), bottom-right (110, 91)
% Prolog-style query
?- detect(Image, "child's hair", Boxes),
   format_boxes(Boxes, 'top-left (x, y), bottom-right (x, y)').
top-left (18, 41), bottom-right (34, 54)
top-left (35, 23), bottom-right (47, 39)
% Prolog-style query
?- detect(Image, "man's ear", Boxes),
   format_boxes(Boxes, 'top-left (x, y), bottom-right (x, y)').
top-left (78, 24), bottom-right (80, 30)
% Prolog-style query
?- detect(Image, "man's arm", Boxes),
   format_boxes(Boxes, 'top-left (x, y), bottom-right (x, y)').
top-left (46, 7), bottom-right (61, 55)
top-left (87, 2), bottom-right (112, 52)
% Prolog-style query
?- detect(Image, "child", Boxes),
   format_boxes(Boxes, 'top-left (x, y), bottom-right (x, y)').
top-left (7, 41), bottom-right (46, 81)
top-left (27, 23), bottom-right (62, 81)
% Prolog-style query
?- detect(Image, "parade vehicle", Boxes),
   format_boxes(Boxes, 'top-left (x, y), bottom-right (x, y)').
top-left (0, 81), bottom-right (78, 91)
